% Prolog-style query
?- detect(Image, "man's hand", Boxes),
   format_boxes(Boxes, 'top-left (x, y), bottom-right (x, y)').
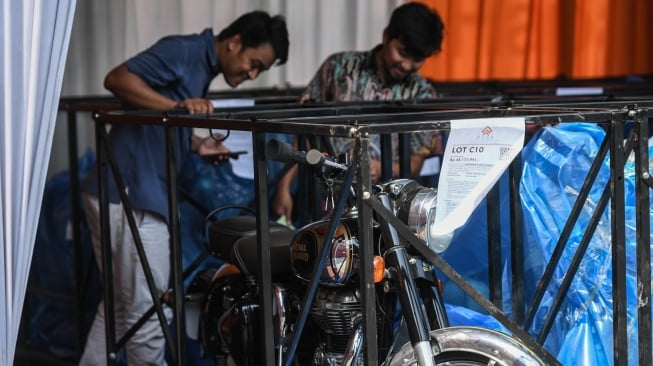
top-left (176, 98), bottom-right (214, 114)
top-left (195, 136), bottom-right (231, 165)
top-left (272, 187), bottom-right (293, 222)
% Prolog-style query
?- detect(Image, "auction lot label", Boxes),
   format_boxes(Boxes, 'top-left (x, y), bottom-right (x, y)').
top-left (431, 117), bottom-right (525, 252)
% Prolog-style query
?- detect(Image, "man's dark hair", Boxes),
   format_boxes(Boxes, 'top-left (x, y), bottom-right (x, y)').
top-left (386, 2), bottom-right (444, 59)
top-left (218, 11), bottom-right (289, 65)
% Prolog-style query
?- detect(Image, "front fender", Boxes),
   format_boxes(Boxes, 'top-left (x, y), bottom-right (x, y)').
top-left (384, 326), bottom-right (546, 366)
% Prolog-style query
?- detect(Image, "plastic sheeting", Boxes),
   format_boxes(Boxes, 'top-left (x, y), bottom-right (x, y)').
top-left (437, 122), bottom-right (649, 364)
top-left (445, 303), bottom-right (508, 333)
top-left (437, 173), bottom-right (511, 315)
top-left (517, 123), bottom-right (643, 365)
top-left (28, 150), bottom-right (101, 360)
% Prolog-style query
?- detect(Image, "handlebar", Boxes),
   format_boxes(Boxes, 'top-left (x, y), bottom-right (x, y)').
top-left (265, 139), bottom-right (348, 171)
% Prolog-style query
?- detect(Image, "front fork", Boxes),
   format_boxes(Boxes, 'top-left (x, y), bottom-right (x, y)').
top-left (342, 194), bottom-right (448, 365)
top-left (340, 247), bottom-right (447, 366)
top-left (388, 247), bottom-right (448, 366)
top-left (377, 193), bottom-right (447, 366)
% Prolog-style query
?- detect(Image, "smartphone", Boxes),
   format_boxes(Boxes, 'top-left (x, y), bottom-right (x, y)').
top-left (202, 150), bottom-right (248, 161)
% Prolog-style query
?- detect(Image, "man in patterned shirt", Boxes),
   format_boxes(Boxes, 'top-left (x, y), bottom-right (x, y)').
top-left (272, 2), bottom-right (445, 220)
top-left (300, 4), bottom-right (441, 104)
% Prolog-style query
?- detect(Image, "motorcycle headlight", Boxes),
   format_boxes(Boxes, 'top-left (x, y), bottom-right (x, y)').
top-left (389, 179), bottom-right (453, 253)
top-left (289, 219), bottom-right (359, 286)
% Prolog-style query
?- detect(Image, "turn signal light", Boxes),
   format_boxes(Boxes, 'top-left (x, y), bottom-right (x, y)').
top-left (436, 278), bottom-right (444, 293)
top-left (373, 256), bottom-right (385, 283)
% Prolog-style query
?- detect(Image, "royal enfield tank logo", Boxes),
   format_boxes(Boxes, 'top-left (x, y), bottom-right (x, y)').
top-left (292, 240), bottom-right (310, 263)
top-left (291, 231), bottom-right (318, 276)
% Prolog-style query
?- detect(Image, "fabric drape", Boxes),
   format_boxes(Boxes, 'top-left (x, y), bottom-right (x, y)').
top-left (417, 0), bottom-right (653, 81)
top-left (0, 0), bottom-right (77, 364)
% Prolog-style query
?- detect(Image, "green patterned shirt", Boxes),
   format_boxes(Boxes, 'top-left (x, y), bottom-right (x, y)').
top-left (301, 45), bottom-right (442, 160)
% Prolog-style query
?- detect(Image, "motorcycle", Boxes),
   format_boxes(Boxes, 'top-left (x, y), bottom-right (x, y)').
top-left (184, 139), bottom-right (546, 365)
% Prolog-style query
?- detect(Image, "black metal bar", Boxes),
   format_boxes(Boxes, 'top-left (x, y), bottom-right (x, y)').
top-left (398, 132), bottom-right (411, 178)
top-left (634, 109), bottom-right (652, 366)
top-left (509, 155), bottom-right (525, 324)
top-left (298, 135), bottom-right (316, 224)
top-left (164, 124), bottom-right (186, 366)
top-left (610, 113), bottom-right (627, 365)
top-left (486, 183), bottom-right (502, 307)
top-left (94, 121), bottom-right (117, 365)
top-left (66, 109), bottom-right (84, 355)
top-left (381, 133), bottom-right (393, 182)
top-left (253, 130), bottom-right (276, 366)
top-left (98, 126), bottom-right (176, 359)
top-left (356, 136), bottom-right (378, 365)
top-left (159, 106), bottom-right (613, 137)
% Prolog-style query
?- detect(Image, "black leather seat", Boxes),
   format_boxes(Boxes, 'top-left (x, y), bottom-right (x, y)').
top-left (208, 216), bottom-right (295, 275)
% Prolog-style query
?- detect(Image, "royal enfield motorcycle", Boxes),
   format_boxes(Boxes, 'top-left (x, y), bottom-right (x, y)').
top-left (184, 139), bottom-right (545, 366)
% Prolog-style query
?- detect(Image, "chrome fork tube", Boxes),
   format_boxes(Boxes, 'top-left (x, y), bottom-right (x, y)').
top-left (342, 319), bottom-right (364, 366)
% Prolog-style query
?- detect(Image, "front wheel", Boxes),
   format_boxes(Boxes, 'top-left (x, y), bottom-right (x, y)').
top-left (384, 326), bottom-right (546, 366)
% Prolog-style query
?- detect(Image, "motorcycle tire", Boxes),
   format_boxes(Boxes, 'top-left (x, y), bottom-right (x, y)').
top-left (384, 326), bottom-right (546, 366)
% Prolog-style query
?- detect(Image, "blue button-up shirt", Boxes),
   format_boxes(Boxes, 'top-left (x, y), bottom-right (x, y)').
top-left (85, 28), bottom-right (219, 221)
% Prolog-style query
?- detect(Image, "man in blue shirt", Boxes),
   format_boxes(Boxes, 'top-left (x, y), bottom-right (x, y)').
top-left (80, 11), bottom-right (289, 366)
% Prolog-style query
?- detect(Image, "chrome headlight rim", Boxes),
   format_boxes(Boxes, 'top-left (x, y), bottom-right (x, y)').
top-left (406, 188), bottom-right (438, 243)
top-left (383, 179), bottom-right (440, 251)
top-left (289, 219), bottom-right (359, 286)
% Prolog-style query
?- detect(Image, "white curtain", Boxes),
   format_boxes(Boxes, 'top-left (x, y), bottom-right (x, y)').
top-left (0, 0), bottom-right (77, 364)
top-left (49, 0), bottom-right (403, 176)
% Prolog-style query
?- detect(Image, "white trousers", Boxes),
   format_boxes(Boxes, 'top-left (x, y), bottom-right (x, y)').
top-left (79, 194), bottom-right (172, 366)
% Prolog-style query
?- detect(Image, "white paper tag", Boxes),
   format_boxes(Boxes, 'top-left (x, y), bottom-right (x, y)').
top-left (432, 117), bottom-right (525, 252)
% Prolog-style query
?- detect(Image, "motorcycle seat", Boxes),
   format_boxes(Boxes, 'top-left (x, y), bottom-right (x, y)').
top-left (208, 216), bottom-right (295, 275)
